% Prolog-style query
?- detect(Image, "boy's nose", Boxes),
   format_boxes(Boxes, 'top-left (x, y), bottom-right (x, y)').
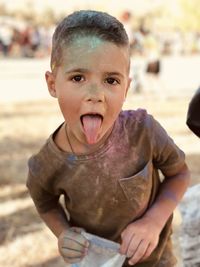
top-left (85, 85), bottom-right (105, 103)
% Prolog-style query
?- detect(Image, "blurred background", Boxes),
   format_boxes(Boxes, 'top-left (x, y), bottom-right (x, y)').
top-left (0, 0), bottom-right (200, 266)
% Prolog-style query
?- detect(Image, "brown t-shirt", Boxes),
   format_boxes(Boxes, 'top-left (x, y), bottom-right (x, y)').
top-left (27, 109), bottom-right (185, 267)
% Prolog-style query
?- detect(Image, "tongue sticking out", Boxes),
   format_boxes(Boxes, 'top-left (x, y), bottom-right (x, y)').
top-left (82, 115), bottom-right (102, 144)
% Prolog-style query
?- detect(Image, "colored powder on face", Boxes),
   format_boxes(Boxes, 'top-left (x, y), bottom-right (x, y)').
top-left (60, 36), bottom-right (107, 73)
top-left (72, 36), bottom-right (104, 51)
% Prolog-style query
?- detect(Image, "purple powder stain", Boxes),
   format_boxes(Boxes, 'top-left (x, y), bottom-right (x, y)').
top-left (67, 154), bottom-right (77, 162)
top-left (162, 189), bottom-right (178, 204)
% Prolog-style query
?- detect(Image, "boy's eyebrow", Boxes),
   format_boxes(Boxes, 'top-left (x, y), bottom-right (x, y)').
top-left (65, 68), bottom-right (124, 78)
top-left (65, 68), bottom-right (89, 74)
top-left (104, 72), bottom-right (124, 78)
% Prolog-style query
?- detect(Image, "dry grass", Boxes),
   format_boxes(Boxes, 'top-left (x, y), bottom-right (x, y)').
top-left (0, 94), bottom-right (199, 267)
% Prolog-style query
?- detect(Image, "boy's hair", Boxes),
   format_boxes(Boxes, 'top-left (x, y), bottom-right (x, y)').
top-left (51, 10), bottom-right (129, 71)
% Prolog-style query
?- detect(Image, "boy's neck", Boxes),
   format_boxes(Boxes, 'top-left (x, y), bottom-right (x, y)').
top-left (54, 123), bottom-right (114, 155)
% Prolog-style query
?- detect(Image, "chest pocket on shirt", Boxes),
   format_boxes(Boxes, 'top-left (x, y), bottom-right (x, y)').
top-left (119, 161), bottom-right (153, 214)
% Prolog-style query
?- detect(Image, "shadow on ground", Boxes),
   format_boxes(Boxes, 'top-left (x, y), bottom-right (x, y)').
top-left (0, 205), bottom-right (43, 245)
top-left (27, 257), bottom-right (66, 267)
top-left (0, 136), bottom-right (45, 186)
top-left (0, 187), bottom-right (29, 203)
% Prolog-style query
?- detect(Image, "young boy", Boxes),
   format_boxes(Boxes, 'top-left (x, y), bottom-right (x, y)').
top-left (27, 10), bottom-right (190, 267)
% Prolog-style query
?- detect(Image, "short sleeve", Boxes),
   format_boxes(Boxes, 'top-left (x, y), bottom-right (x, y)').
top-left (26, 157), bottom-right (60, 213)
top-left (186, 87), bottom-right (200, 137)
top-left (152, 116), bottom-right (185, 174)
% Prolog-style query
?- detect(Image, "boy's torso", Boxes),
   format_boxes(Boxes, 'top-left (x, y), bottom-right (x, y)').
top-left (28, 109), bottom-right (184, 267)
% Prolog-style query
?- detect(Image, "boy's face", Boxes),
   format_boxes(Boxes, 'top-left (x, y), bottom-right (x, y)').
top-left (46, 36), bottom-right (131, 147)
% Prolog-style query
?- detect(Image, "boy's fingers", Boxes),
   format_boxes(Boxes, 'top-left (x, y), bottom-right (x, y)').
top-left (142, 243), bottom-right (155, 260)
top-left (62, 238), bottom-right (87, 253)
top-left (120, 232), bottom-right (133, 255)
top-left (64, 229), bottom-right (89, 247)
top-left (128, 240), bottom-right (149, 266)
top-left (63, 255), bottom-right (83, 264)
top-left (126, 235), bottom-right (141, 258)
top-left (61, 247), bottom-right (85, 258)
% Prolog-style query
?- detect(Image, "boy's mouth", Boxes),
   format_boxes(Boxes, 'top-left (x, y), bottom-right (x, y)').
top-left (80, 113), bottom-right (103, 144)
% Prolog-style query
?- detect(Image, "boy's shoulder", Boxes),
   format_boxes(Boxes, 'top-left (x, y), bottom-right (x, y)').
top-left (117, 109), bottom-right (156, 142)
top-left (28, 139), bottom-right (50, 179)
top-left (119, 109), bottom-right (153, 127)
top-left (28, 132), bottom-right (65, 180)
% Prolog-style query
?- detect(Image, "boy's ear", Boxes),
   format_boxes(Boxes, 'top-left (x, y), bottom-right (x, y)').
top-left (45, 71), bottom-right (57, 98)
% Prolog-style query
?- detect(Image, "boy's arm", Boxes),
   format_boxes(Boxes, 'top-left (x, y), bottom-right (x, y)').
top-left (27, 161), bottom-right (89, 263)
top-left (143, 162), bottom-right (190, 230)
top-left (39, 203), bottom-right (70, 237)
top-left (120, 162), bottom-right (190, 266)
top-left (39, 203), bottom-right (89, 263)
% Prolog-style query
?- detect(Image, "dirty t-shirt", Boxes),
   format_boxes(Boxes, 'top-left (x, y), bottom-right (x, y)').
top-left (27, 109), bottom-right (185, 267)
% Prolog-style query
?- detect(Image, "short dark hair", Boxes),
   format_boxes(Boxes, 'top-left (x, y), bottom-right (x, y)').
top-left (51, 10), bottom-right (129, 71)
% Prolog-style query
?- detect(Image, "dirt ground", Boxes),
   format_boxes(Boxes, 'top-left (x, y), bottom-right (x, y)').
top-left (0, 93), bottom-right (199, 267)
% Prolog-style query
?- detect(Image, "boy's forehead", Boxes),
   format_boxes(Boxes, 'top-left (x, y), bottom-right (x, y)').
top-left (69, 36), bottom-right (104, 50)
top-left (61, 36), bottom-right (130, 70)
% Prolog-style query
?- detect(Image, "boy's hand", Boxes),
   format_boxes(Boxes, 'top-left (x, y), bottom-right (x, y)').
top-left (58, 227), bottom-right (89, 264)
top-left (120, 217), bottom-right (161, 266)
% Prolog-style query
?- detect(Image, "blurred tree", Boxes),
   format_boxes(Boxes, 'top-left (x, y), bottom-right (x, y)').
top-left (178, 0), bottom-right (200, 31)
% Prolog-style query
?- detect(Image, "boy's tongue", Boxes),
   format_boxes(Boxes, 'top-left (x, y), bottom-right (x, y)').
top-left (82, 115), bottom-right (102, 144)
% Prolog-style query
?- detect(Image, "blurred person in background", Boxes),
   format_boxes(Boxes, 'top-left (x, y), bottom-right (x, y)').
top-left (0, 18), bottom-right (53, 58)
top-left (120, 11), bottom-right (146, 94)
top-left (186, 87), bottom-right (200, 138)
top-left (120, 10), bottom-right (134, 49)
top-left (0, 22), bottom-right (13, 56)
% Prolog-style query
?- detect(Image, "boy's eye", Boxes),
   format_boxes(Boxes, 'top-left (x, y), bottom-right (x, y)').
top-left (106, 77), bottom-right (119, 85)
top-left (72, 75), bottom-right (84, 82)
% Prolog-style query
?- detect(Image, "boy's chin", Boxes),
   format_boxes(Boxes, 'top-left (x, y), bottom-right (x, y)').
top-left (84, 134), bottom-right (102, 145)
